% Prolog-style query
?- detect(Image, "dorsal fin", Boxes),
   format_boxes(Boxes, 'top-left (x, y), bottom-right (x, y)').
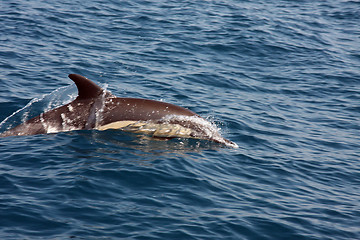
top-left (68, 74), bottom-right (103, 100)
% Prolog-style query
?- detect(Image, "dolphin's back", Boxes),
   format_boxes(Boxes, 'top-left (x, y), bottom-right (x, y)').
top-left (100, 97), bottom-right (197, 124)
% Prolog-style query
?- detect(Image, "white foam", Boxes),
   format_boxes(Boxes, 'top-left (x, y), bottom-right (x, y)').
top-left (160, 115), bottom-right (239, 148)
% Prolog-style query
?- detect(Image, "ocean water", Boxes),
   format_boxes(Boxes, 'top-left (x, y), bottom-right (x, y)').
top-left (1, 0), bottom-right (359, 239)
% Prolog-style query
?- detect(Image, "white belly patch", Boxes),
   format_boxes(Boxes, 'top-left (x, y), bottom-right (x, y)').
top-left (97, 121), bottom-right (193, 138)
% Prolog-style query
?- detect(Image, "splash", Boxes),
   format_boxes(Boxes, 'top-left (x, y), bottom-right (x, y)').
top-left (160, 115), bottom-right (239, 148)
top-left (0, 97), bottom-right (42, 131)
top-left (0, 85), bottom-right (75, 133)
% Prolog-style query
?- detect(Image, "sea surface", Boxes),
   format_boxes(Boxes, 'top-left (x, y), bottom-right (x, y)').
top-left (1, 0), bottom-right (359, 239)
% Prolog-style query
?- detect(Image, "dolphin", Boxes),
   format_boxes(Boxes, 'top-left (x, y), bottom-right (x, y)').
top-left (0, 74), bottom-right (238, 147)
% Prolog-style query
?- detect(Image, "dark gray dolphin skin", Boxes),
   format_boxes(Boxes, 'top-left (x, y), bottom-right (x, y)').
top-left (0, 74), bottom-right (237, 147)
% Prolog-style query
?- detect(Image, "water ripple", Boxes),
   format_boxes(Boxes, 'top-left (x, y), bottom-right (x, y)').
top-left (1, 0), bottom-right (360, 239)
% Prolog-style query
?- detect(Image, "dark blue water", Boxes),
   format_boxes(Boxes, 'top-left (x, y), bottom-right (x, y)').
top-left (1, 0), bottom-right (359, 239)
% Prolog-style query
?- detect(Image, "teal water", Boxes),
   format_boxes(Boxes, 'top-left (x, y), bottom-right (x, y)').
top-left (1, 0), bottom-right (359, 239)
